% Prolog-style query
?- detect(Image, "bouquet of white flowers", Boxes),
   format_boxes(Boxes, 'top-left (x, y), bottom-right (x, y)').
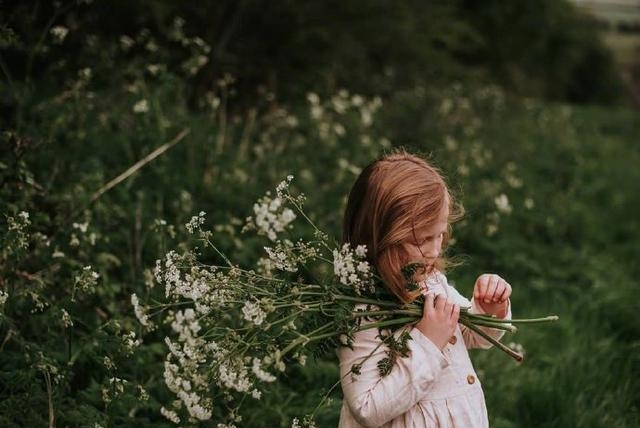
top-left (133, 176), bottom-right (557, 427)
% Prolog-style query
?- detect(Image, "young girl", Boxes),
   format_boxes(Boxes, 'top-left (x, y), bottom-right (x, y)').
top-left (338, 151), bottom-right (512, 428)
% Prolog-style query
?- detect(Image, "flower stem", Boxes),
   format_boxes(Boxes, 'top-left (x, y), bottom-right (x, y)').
top-left (461, 316), bottom-right (517, 332)
top-left (459, 319), bottom-right (524, 362)
top-left (351, 309), bottom-right (421, 318)
top-left (358, 317), bottom-right (418, 331)
top-left (332, 294), bottom-right (403, 307)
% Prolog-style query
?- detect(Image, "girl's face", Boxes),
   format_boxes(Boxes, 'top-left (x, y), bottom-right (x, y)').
top-left (403, 205), bottom-right (449, 272)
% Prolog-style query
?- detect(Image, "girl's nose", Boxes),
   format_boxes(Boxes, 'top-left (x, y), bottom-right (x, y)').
top-left (424, 243), bottom-right (439, 259)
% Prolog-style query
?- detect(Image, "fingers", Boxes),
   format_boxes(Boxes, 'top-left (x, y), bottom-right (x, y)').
top-left (451, 303), bottom-right (460, 323)
top-left (473, 275), bottom-right (487, 302)
top-left (418, 294), bottom-right (460, 349)
top-left (475, 274), bottom-right (512, 303)
top-left (494, 279), bottom-right (512, 303)
top-left (485, 275), bottom-right (499, 303)
top-left (437, 296), bottom-right (459, 323)
top-left (425, 294), bottom-right (459, 324)
top-left (445, 299), bottom-right (459, 321)
top-left (424, 293), bottom-right (435, 316)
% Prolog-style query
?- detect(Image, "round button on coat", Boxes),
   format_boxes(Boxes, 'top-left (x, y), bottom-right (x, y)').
top-left (448, 335), bottom-right (457, 345)
top-left (467, 375), bottom-right (476, 384)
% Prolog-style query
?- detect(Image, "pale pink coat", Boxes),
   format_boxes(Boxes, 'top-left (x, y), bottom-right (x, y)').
top-left (338, 272), bottom-right (511, 428)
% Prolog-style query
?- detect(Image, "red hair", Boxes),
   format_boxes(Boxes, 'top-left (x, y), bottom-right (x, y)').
top-left (342, 151), bottom-right (462, 303)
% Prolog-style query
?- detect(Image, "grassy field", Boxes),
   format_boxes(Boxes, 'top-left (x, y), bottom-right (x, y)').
top-left (2, 72), bottom-right (639, 427)
top-left (1, 3), bottom-right (639, 425)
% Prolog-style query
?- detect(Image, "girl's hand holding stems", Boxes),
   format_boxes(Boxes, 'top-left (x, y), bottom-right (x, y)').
top-left (415, 274), bottom-right (512, 350)
top-left (416, 293), bottom-right (460, 350)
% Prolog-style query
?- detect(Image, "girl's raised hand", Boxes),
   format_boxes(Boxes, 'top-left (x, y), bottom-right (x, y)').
top-left (473, 273), bottom-right (511, 318)
top-left (416, 293), bottom-right (460, 350)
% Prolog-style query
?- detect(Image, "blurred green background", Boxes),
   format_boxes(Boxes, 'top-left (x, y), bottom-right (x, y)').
top-left (1, 0), bottom-right (639, 427)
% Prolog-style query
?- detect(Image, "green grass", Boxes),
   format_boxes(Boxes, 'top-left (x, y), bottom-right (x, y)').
top-left (2, 70), bottom-right (639, 427)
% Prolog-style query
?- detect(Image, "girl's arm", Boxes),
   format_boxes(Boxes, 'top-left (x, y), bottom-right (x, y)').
top-left (338, 322), bottom-right (449, 428)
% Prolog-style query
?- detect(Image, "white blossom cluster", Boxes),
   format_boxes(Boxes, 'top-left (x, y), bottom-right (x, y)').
top-left (154, 250), bottom-right (189, 298)
top-left (7, 211), bottom-right (31, 252)
top-left (276, 175), bottom-right (294, 197)
top-left (218, 361), bottom-right (252, 393)
top-left (264, 239), bottom-right (319, 273)
top-left (69, 220), bottom-right (98, 247)
top-left (103, 356), bottom-right (115, 370)
top-left (306, 90), bottom-right (382, 129)
top-left (333, 244), bottom-right (374, 295)
top-left (217, 357), bottom-right (269, 399)
top-left (73, 266), bottom-right (99, 299)
top-left (251, 357), bottom-right (276, 382)
top-left (264, 240), bottom-right (298, 272)
top-left (504, 162), bottom-right (523, 189)
top-left (121, 331), bottom-right (141, 355)
top-left (154, 251), bottom-right (236, 313)
top-left (163, 332), bottom-right (212, 421)
top-left (160, 406), bottom-right (181, 424)
top-left (256, 257), bottom-right (275, 276)
top-left (131, 293), bottom-right (152, 328)
top-left (242, 301), bottom-right (267, 326)
top-left (61, 309), bottom-right (73, 328)
top-left (50, 25), bottom-right (69, 43)
top-left (185, 211), bottom-right (206, 234)
top-left (214, 353), bottom-right (281, 402)
top-left (250, 190), bottom-right (296, 241)
top-left (102, 377), bottom-right (127, 404)
top-left (171, 309), bottom-right (201, 343)
top-left (0, 290), bottom-right (8, 308)
top-left (291, 416), bottom-right (318, 428)
top-left (176, 388), bottom-right (212, 421)
top-left (161, 302), bottom-right (278, 423)
top-left (494, 193), bottom-right (513, 214)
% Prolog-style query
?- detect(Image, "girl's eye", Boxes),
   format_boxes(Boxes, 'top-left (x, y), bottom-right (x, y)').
top-left (421, 232), bottom-right (443, 245)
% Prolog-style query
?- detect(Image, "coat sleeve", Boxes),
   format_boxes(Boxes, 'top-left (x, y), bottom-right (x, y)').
top-left (338, 321), bottom-right (450, 428)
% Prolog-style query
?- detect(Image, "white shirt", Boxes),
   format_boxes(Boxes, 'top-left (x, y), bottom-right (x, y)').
top-left (337, 272), bottom-right (511, 428)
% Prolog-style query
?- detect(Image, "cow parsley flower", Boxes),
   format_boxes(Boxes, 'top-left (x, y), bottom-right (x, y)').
top-left (276, 175), bottom-right (294, 197)
top-left (248, 181), bottom-right (296, 241)
top-left (494, 193), bottom-right (512, 214)
top-left (122, 331), bottom-right (141, 354)
top-left (242, 301), bottom-right (266, 326)
top-left (61, 309), bottom-right (73, 328)
top-left (160, 406), bottom-right (181, 424)
top-left (333, 244), bottom-right (373, 295)
top-left (264, 243), bottom-right (298, 272)
top-left (131, 293), bottom-right (152, 328)
top-left (186, 211), bottom-right (206, 234)
top-left (171, 309), bottom-right (201, 343)
top-left (133, 99), bottom-right (149, 113)
top-left (0, 290), bottom-right (8, 308)
top-left (252, 357), bottom-right (276, 382)
top-left (50, 26), bottom-right (68, 43)
top-left (218, 362), bottom-right (252, 393)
